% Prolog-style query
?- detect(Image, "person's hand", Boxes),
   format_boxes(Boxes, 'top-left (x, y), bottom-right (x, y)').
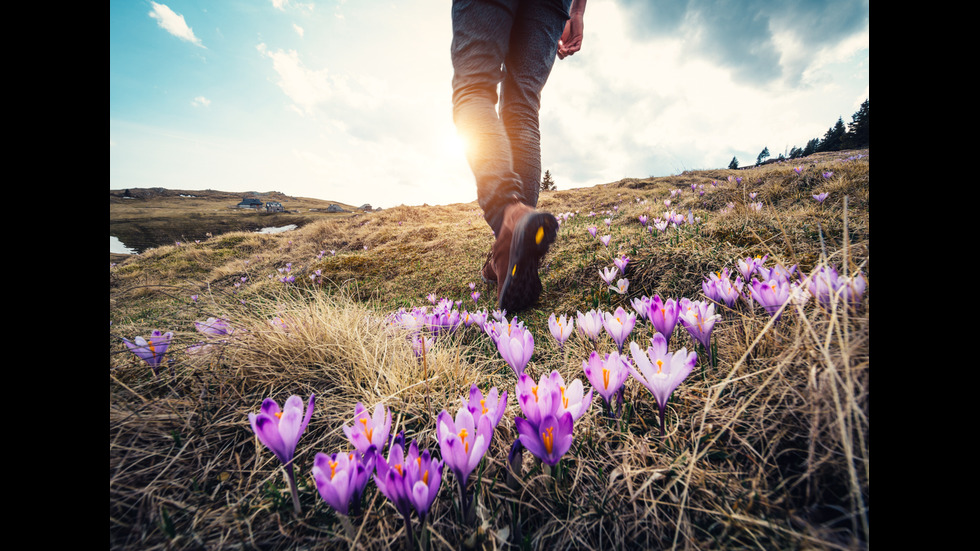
top-left (557, 12), bottom-right (584, 59)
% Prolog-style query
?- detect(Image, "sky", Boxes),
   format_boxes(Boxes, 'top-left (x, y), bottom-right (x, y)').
top-left (109, 0), bottom-right (869, 210)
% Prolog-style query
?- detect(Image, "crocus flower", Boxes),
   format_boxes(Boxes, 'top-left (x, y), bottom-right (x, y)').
top-left (614, 255), bottom-right (630, 272)
top-left (648, 296), bottom-right (680, 345)
top-left (343, 402), bottom-right (392, 455)
top-left (249, 394), bottom-right (316, 513)
top-left (548, 313), bottom-right (575, 348)
top-left (403, 441), bottom-right (443, 523)
top-left (588, 225), bottom-right (598, 238)
top-left (612, 278), bottom-right (630, 295)
top-left (823, 171), bottom-right (834, 179)
top-left (195, 317), bottom-right (234, 337)
top-left (749, 278), bottom-right (791, 319)
top-left (496, 323), bottom-right (534, 376)
top-left (515, 412), bottom-right (574, 466)
top-left (736, 255), bottom-right (768, 281)
top-left (813, 192), bottom-right (829, 203)
top-left (437, 406), bottom-right (493, 520)
top-left (599, 266), bottom-right (619, 286)
top-left (465, 384), bottom-right (507, 431)
top-left (638, 214), bottom-right (648, 226)
top-left (602, 306), bottom-right (636, 354)
top-left (600, 235), bottom-right (612, 247)
top-left (547, 370), bottom-right (593, 422)
top-left (576, 309), bottom-right (604, 343)
top-left (122, 330), bottom-right (173, 377)
top-left (471, 291), bottom-right (480, 304)
top-left (806, 266), bottom-right (867, 308)
top-left (702, 270), bottom-right (743, 308)
top-left (312, 448), bottom-right (375, 516)
top-left (582, 350), bottom-right (631, 414)
top-left (678, 299), bottom-right (721, 361)
top-left (631, 295), bottom-right (652, 322)
top-left (629, 335), bottom-right (696, 436)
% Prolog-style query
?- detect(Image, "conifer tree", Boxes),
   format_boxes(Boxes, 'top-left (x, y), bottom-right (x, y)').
top-left (728, 156), bottom-right (739, 169)
top-left (540, 170), bottom-right (556, 192)
top-left (845, 98), bottom-right (869, 148)
top-left (818, 118), bottom-right (847, 152)
top-left (802, 138), bottom-right (820, 156)
top-left (756, 147), bottom-right (770, 165)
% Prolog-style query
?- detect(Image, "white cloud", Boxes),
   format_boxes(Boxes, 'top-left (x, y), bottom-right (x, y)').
top-left (256, 43), bottom-right (332, 116)
top-left (148, 2), bottom-right (204, 48)
top-left (191, 96), bottom-right (211, 108)
top-left (292, 23), bottom-right (304, 38)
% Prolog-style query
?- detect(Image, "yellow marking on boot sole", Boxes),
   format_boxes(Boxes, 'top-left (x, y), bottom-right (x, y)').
top-left (512, 264), bottom-right (517, 276)
top-left (535, 226), bottom-right (544, 244)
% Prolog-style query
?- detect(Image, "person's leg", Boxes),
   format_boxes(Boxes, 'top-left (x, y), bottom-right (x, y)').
top-left (500, 0), bottom-right (571, 207)
top-left (450, 0), bottom-right (524, 235)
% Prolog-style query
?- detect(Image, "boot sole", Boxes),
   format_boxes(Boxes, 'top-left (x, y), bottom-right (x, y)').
top-left (499, 211), bottom-right (558, 313)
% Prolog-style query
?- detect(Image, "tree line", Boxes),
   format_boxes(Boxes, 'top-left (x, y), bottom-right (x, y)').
top-left (730, 98), bottom-right (869, 169)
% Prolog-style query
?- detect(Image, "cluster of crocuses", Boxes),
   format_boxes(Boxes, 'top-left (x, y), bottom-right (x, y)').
top-left (123, 316), bottom-right (243, 376)
top-left (247, 386), bottom-right (509, 545)
top-left (704, 254), bottom-right (868, 319)
top-left (538, 295), bottom-right (707, 436)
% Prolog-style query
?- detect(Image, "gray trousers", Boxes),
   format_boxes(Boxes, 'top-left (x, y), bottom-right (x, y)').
top-left (451, 0), bottom-right (571, 234)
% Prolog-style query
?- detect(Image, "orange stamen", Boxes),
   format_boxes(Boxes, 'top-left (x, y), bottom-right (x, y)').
top-left (458, 428), bottom-right (470, 454)
top-left (329, 459), bottom-right (338, 480)
top-left (542, 426), bottom-right (555, 455)
top-left (602, 367), bottom-right (610, 389)
top-left (360, 418), bottom-right (373, 442)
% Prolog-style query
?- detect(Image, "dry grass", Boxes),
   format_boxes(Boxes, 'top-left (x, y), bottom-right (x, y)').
top-left (110, 150), bottom-right (869, 550)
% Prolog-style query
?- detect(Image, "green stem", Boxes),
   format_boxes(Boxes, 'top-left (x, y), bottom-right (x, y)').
top-left (284, 462), bottom-right (301, 514)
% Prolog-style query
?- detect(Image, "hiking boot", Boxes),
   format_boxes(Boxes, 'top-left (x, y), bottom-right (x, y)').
top-left (492, 202), bottom-right (558, 313)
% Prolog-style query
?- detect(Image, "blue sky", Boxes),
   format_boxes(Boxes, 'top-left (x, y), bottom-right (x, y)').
top-left (109, 0), bottom-right (869, 209)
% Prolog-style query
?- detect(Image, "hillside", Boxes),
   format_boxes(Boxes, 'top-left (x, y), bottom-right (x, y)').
top-left (110, 188), bottom-right (373, 259)
top-left (110, 150), bottom-right (869, 550)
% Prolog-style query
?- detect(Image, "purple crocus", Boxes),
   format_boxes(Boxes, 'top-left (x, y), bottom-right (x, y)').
top-left (465, 384), bottom-right (507, 431)
top-left (548, 313), bottom-right (575, 348)
top-left (588, 225), bottom-right (598, 237)
top-left (122, 330), bottom-right (173, 377)
top-left (600, 235), bottom-right (612, 247)
top-left (582, 350), bottom-right (631, 417)
top-left (496, 323), bottom-right (534, 376)
top-left (312, 449), bottom-right (375, 517)
top-left (631, 295), bottom-right (652, 322)
top-left (248, 394), bottom-right (316, 513)
top-left (576, 309), bottom-right (604, 344)
top-left (678, 299), bottom-right (721, 363)
top-left (648, 296), bottom-right (680, 345)
top-left (375, 436), bottom-right (443, 538)
top-left (195, 317), bottom-right (234, 337)
top-left (599, 266), bottom-right (619, 286)
top-left (614, 255), bottom-right (630, 272)
top-left (602, 306), bottom-right (636, 354)
top-left (629, 335), bottom-right (696, 436)
top-left (813, 192), bottom-right (829, 203)
top-left (736, 255), bottom-right (768, 281)
top-left (749, 278), bottom-right (791, 319)
top-left (437, 406), bottom-right (493, 521)
top-left (702, 269), bottom-right (743, 308)
top-left (343, 402), bottom-right (392, 455)
top-left (611, 278), bottom-right (630, 295)
top-left (806, 266), bottom-right (867, 308)
top-left (515, 412), bottom-right (574, 466)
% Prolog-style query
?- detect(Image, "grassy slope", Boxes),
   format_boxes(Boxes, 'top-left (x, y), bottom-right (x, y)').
top-left (109, 150), bottom-right (869, 550)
